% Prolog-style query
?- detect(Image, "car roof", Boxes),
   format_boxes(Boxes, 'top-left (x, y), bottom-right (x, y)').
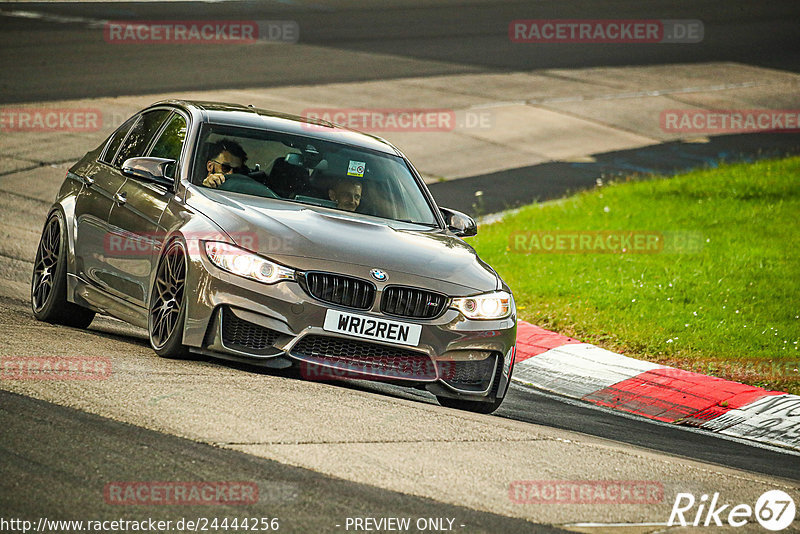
top-left (152, 100), bottom-right (401, 156)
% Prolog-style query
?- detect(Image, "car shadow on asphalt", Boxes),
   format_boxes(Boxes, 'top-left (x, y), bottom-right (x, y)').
top-left (3, 294), bottom-right (476, 410)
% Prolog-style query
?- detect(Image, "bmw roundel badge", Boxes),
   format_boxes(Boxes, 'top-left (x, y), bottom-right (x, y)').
top-left (370, 269), bottom-right (388, 282)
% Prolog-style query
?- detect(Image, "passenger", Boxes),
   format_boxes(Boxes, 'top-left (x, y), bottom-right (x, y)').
top-left (328, 177), bottom-right (363, 212)
top-left (202, 139), bottom-right (247, 188)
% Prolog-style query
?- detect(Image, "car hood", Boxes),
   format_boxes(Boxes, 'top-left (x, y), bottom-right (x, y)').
top-left (188, 190), bottom-right (499, 293)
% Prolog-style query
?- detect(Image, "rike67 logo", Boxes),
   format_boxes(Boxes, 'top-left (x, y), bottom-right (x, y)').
top-left (669, 490), bottom-right (796, 531)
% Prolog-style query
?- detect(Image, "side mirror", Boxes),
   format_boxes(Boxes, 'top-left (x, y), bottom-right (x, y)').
top-left (121, 157), bottom-right (176, 189)
top-left (441, 207), bottom-right (477, 237)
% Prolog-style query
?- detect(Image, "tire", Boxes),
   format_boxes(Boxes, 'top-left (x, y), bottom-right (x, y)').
top-left (31, 212), bottom-right (96, 328)
top-left (436, 395), bottom-right (504, 414)
top-left (148, 240), bottom-right (191, 359)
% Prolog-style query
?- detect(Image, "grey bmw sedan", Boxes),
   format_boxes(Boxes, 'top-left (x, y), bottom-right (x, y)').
top-left (31, 101), bottom-right (517, 413)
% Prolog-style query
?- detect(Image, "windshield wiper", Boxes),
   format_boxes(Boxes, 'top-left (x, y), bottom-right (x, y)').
top-left (393, 219), bottom-right (439, 227)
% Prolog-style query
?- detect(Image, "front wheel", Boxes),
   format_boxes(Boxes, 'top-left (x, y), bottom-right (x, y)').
top-left (148, 240), bottom-right (190, 358)
top-left (436, 396), bottom-right (504, 414)
top-left (31, 212), bottom-right (95, 328)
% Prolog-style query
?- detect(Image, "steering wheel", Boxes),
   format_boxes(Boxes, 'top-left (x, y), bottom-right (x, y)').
top-left (215, 173), bottom-right (278, 198)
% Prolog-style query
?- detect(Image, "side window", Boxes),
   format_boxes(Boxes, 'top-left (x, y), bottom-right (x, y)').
top-left (99, 115), bottom-right (137, 165)
top-left (148, 113), bottom-right (188, 178)
top-left (113, 109), bottom-right (171, 168)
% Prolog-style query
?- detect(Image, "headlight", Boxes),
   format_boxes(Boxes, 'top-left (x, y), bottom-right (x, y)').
top-left (204, 241), bottom-right (295, 284)
top-left (452, 291), bottom-right (513, 320)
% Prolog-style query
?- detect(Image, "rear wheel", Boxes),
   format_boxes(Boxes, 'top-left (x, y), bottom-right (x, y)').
top-left (148, 240), bottom-right (190, 358)
top-left (31, 212), bottom-right (95, 328)
top-left (436, 396), bottom-right (504, 414)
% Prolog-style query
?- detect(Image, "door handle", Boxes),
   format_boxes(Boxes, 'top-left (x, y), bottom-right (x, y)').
top-left (113, 191), bottom-right (127, 205)
top-left (83, 175), bottom-right (96, 186)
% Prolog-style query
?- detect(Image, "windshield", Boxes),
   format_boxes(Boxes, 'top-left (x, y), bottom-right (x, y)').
top-left (194, 124), bottom-right (439, 226)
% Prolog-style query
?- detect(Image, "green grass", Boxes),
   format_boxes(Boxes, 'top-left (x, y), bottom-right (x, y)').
top-left (470, 156), bottom-right (800, 393)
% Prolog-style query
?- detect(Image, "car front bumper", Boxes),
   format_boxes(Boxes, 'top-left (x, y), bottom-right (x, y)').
top-left (181, 245), bottom-right (517, 401)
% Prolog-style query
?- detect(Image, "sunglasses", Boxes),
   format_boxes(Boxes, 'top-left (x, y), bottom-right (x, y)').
top-left (210, 160), bottom-right (239, 174)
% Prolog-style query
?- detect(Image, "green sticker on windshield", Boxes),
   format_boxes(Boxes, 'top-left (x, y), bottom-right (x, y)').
top-left (347, 160), bottom-right (366, 177)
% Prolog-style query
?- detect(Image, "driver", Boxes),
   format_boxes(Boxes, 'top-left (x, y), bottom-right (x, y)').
top-left (328, 177), bottom-right (363, 212)
top-left (202, 139), bottom-right (247, 188)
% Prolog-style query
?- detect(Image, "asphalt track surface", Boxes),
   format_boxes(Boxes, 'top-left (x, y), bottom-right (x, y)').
top-left (430, 132), bottom-right (800, 216)
top-left (0, 389), bottom-right (563, 533)
top-left (0, 289), bottom-right (797, 528)
top-left (325, 376), bottom-right (800, 483)
top-left (2, 0), bottom-right (800, 529)
top-left (0, 0), bottom-right (798, 104)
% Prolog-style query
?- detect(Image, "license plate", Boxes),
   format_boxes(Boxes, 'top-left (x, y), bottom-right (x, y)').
top-left (323, 310), bottom-right (422, 346)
